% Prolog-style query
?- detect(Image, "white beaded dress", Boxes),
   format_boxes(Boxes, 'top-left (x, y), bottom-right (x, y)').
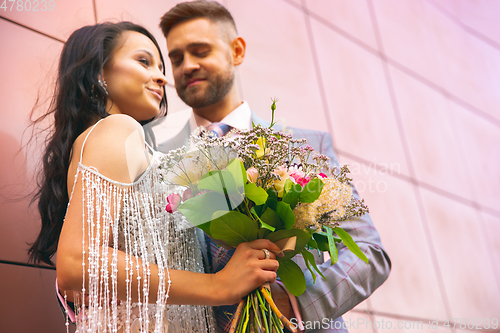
top-left (67, 119), bottom-right (217, 333)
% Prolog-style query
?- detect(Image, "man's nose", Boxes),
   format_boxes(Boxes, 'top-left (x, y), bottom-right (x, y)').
top-left (182, 55), bottom-right (200, 75)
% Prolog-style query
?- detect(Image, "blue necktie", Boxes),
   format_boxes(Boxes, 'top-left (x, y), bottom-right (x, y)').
top-left (206, 122), bottom-right (232, 137)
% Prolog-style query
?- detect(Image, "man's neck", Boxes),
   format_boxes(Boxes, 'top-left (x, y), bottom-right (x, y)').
top-left (192, 89), bottom-right (243, 123)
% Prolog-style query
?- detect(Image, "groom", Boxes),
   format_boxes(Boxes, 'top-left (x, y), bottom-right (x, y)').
top-left (146, 1), bottom-right (391, 332)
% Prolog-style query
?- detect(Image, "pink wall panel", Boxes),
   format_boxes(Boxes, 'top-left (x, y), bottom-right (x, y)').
top-left (0, 19), bottom-right (63, 263)
top-left (305, 0), bottom-right (379, 50)
top-left (390, 66), bottom-right (473, 200)
top-left (1, 0), bottom-right (500, 330)
top-left (341, 156), bottom-right (448, 319)
top-left (0, 264), bottom-right (68, 333)
top-left (450, 103), bottom-right (500, 212)
top-left (431, 0), bottom-right (500, 46)
top-left (311, 18), bottom-right (411, 177)
top-left (425, 1), bottom-right (500, 122)
top-left (421, 189), bottom-right (500, 318)
top-left (227, 0), bottom-right (328, 132)
top-left (372, 0), bottom-right (446, 88)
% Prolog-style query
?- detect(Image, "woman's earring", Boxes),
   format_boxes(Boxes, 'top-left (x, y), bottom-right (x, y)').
top-left (98, 78), bottom-right (109, 96)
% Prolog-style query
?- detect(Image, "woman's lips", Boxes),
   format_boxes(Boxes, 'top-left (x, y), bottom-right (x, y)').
top-left (147, 88), bottom-right (163, 100)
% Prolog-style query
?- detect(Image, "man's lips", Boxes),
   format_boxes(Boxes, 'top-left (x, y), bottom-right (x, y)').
top-left (185, 78), bottom-right (205, 88)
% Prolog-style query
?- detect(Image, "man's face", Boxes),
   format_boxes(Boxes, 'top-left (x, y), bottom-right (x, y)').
top-left (167, 18), bottom-right (235, 108)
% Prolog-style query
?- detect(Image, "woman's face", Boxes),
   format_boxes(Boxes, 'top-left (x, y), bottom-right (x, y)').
top-left (103, 31), bottom-right (167, 121)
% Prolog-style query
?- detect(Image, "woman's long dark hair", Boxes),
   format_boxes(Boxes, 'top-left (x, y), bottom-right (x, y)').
top-left (28, 22), bottom-right (168, 266)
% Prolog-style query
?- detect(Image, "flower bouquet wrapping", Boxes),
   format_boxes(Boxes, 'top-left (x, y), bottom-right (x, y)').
top-left (159, 100), bottom-right (369, 333)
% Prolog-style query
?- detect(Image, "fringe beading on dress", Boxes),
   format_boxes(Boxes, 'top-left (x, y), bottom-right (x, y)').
top-left (65, 121), bottom-right (217, 333)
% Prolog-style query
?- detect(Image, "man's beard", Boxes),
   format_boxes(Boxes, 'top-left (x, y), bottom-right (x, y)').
top-left (176, 68), bottom-right (234, 109)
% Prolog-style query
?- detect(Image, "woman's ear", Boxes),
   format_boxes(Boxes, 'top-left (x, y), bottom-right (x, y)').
top-left (231, 36), bottom-right (246, 66)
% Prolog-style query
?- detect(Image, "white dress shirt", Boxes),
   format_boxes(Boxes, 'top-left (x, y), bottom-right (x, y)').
top-left (189, 101), bottom-right (253, 132)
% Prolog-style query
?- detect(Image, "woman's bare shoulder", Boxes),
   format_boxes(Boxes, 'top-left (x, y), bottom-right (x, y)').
top-left (72, 114), bottom-right (149, 183)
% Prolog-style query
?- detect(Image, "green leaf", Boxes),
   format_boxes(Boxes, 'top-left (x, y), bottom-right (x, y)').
top-left (198, 170), bottom-right (237, 194)
top-left (244, 183), bottom-right (268, 205)
top-left (260, 207), bottom-right (283, 230)
top-left (227, 158), bottom-right (247, 188)
top-left (325, 226), bottom-right (338, 264)
top-left (313, 232), bottom-right (340, 252)
top-left (302, 252), bottom-right (316, 284)
top-left (300, 178), bottom-right (324, 203)
top-left (276, 201), bottom-right (295, 230)
top-left (259, 228), bottom-right (271, 239)
top-left (284, 178), bottom-right (295, 195)
top-left (283, 183), bottom-right (301, 209)
top-left (307, 238), bottom-right (319, 249)
top-left (334, 227), bottom-right (369, 265)
top-left (251, 207), bottom-right (275, 237)
top-left (277, 260), bottom-right (306, 296)
top-left (210, 211), bottom-right (259, 247)
top-left (266, 228), bottom-right (311, 261)
top-left (301, 249), bottom-right (327, 281)
top-left (266, 188), bottom-right (278, 201)
top-left (178, 191), bottom-right (231, 227)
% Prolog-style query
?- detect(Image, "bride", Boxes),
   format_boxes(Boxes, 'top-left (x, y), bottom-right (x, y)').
top-left (28, 22), bottom-right (281, 332)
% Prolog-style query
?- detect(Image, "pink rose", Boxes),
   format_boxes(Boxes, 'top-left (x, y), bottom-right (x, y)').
top-left (289, 169), bottom-right (310, 187)
top-left (246, 167), bottom-right (259, 183)
top-left (165, 193), bottom-right (181, 213)
top-left (182, 188), bottom-right (194, 201)
top-left (318, 173), bottom-right (327, 179)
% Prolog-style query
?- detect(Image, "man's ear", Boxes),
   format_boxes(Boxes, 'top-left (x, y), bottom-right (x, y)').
top-left (231, 36), bottom-right (246, 66)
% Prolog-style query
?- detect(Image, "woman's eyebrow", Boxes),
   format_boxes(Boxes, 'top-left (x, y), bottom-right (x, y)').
top-left (135, 49), bottom-right (163, 71)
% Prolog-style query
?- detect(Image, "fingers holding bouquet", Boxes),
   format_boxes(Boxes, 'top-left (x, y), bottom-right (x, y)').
top-left (216, 239), bottom-right (281, 305)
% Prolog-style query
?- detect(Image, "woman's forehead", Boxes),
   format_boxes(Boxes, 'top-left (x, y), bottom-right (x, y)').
top-left (113, 31), bottom-right (161, 59)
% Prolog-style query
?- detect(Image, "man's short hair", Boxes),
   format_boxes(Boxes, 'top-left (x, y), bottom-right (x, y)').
top-left (159, 1), bottom-right (237, 38)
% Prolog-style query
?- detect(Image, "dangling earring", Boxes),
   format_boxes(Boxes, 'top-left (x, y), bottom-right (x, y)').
top-left (98, 78), bottom-right (109, 96)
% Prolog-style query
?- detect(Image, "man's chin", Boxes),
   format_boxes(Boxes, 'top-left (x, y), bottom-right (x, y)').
top-left (179, 91), bottom-right (210, 109)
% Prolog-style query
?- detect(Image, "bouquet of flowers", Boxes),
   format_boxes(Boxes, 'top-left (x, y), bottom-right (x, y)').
top-left (159, 100), bottom-right (369, 333)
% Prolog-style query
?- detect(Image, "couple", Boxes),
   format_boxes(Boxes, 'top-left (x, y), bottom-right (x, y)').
top-left (28, 1), bottom-right (390, 332)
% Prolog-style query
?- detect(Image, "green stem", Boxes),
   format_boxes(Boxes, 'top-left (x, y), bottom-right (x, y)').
top-left (256, 290), bottom-right (270, 333)
top-left (242, 295), bottom-right (250, 332)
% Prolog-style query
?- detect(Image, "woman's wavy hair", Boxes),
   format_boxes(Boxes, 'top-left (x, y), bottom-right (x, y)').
top-left (28, 22), bottom-right (167, 266)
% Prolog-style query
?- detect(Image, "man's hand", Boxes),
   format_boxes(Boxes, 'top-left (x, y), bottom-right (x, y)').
top-left (270, 282), bottom-right (294, 319)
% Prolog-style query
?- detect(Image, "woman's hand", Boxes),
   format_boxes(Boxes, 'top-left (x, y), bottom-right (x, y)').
top-left (213, 239), bottom-right (281, 305)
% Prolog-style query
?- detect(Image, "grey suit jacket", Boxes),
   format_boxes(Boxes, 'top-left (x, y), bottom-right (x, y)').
top-left (145, 110), bottom-right (391, 332)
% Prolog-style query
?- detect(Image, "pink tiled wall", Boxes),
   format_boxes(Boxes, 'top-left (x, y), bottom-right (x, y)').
top-left (1, 1), bottom-right (499, 332)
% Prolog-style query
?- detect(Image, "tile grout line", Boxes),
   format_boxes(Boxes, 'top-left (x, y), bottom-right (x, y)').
top-left (0, 16), bottom-right (65, 43)
top-left (92, 0), bottom-right (98, 23)
top-left (366, 0), bottom-right (454, 324)
top-left (425, 0), bottom-right (500, 52)
top-left (0, 259), bottom-right (55, 270)
top-left (300, 0), bottom-right (337, 147)
top-left (301, 4), bottom-right (500, 129)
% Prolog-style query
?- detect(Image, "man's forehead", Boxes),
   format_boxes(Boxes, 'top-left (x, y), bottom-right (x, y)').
top-left (166, 17), bottom-right (233, 48)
